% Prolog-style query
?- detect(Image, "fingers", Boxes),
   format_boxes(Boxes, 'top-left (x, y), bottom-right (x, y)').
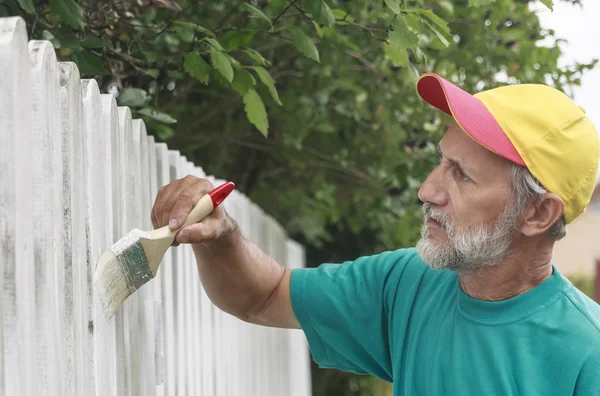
top-left (168, 180), bottom-right (213, 231)
top-left (174, 217), bottom-right (221, 245)
top-left (150, 175), bottom-right (216, 232)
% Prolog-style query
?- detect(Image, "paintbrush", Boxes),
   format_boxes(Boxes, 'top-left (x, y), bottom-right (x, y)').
top-left (94, 181), bottom-right (235, 319)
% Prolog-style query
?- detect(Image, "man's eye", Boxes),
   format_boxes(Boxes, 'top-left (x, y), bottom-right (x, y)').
top-left (455, 167), bottom-right (470, 182)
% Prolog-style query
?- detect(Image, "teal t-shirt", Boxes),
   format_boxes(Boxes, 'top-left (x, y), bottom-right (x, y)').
top-left (290, 248), bottom-right (600, 395)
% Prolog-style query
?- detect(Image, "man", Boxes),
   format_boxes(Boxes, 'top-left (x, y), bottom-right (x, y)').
top-left (152, 73), bottom-right (600, 395)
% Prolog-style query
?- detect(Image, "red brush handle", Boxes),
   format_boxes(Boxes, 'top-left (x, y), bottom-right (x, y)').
top-left (208, 181), bottom-right (235, 207)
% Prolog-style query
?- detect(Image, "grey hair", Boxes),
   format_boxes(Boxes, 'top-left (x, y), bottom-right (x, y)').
top-left (508, 164), bottom-right (566, 241)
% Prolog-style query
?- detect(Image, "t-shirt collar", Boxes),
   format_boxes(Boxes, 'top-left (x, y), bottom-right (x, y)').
top-left (457, 265), bottom-right (571, 324)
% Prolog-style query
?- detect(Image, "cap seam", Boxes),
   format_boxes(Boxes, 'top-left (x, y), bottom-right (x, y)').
top-left (520, 110), bottom-right (584, 153)
top-left (560, 122), bottom-right (598, 206)
top-left (565, 141), bottom-right (599, 205)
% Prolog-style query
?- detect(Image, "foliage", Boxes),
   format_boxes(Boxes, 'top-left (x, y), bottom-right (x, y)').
top-left (0, 0), bottom-right (595, 394)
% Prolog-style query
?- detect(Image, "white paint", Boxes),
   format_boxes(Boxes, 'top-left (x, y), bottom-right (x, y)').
top-left (156, 143), bottom-right (176, 396)
top-left (29, 39), bottom-right (61, 396)
top-left (0, 15), bottom-right (311, 396)
top-left (0, 16), bottom-right (35, 396)
top-left (100, 92), bottom-right (126, 396)
top-left (58, 61), bottom-right (80, 396)
top-left (183, 161), bottom-right (195, 396)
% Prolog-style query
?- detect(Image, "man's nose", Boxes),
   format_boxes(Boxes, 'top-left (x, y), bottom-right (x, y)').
top-left (418, 166), bottom-right (448, 207)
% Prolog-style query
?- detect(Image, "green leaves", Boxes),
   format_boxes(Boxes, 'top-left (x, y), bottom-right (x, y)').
top-left (17, 0), bottom-right (35, 13)
top-left (71, 51), bottom-right (109, 76)
top-left (385, 15), bottom-right (418, 64)
top-left (243, 89), bottom-right (268, 137)
top-left (80, 34), bottom-right (105, 49)
top-left (172, 20), bottom-right (215, 37)
top-left (138, 108), bottom-right (177, 124)
top-left (406, 9), bottom-right (451, 36)
top-left (249, 66), bottom-right (282, 106)
top-left (117, 88), bottom-right (151, 107)
top-left (539, 0), bottom-right (553, 10)
top-left (245, 48), bottom-right (271, 66)
top-left (49, 0), bottom-right (84, 30)
top-left (384, 0), bottom-right (401, 14)
top-left (243, 3), bottom-right (273, 30)
top-left (305, 0), bottom-right (336, 27)
top-left (220, 30), bottom-right (256, 51)
top-left (289, 28), bottom-right (320, 62)
top-left (232, 67), bottom-right (256, 95)
top-left (389, 16), bottom-right (418, 52)
top-left (203, 37), bottom-right (223, 51)
top-left (184, 51), bottom-right (210, 85)
top-left (384, 43), bottom-right (409, 66)
top-left (210, 48), bottom-right (234, 83)
top-left (468, 0), bottom-right (495, 6)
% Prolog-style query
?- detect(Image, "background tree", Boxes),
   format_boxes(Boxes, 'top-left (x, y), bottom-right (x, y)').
top-left (1, 0), bottom-right (594, 394)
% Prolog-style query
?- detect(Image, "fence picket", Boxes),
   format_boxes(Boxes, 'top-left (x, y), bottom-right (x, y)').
top-left (29, 39), bottom-right (61, 396)
top-left (147, 135), bottom-right (166, 396)
top-left (157, 143), bottom-right (176, 396)
top-left (0, 16), bottom-right (35, 396)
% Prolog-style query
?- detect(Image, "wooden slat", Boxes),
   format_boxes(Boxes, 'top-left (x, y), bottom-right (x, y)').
top-left (57, 62), bottom-right (81, 396)
top-left (112, 107), bottom-right (130, 396)
top-left (156, 143), bottom-right (176, 396)
top-left (82, 79), bottom-right (115, 396)
top-left (68, 63), bottom-right (93, 396)
top-left (147, 135), bottom-right (165, 396)
top-left (191, 166), bottom-right (205, 396)
top-left (183, 161), bottom-right (195, 396)
top-left (101, 92), bottom-right (128, 396)
top-left (131, 119), bottom-right (154, 396)
top-left (119, 107), bottom-right (142, 396)
top-left (0, 16), bottom-right (35, 396)
top-left (29, 39), bottom-right (61, 396)
top-left (167, 150), bottom-right (185, 396)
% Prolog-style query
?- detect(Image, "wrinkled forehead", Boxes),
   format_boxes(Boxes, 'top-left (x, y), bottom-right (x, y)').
top-left (440, 124), bottom-right (512, 183)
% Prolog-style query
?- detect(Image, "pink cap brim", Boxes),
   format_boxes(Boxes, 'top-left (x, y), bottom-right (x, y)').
top-left (416, 73), bottom-right (526, 167)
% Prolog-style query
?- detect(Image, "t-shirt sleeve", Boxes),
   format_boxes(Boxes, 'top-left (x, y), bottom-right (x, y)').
top-left (289, 248), bottom-right (427, 382)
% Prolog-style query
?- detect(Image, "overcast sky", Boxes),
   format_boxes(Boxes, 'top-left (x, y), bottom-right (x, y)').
top-left (534, 0), bottom-right (600, 182)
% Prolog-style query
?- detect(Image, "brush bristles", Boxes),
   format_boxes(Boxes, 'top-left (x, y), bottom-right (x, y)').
top-left (95, 250), bottom-right (133, 319)
top-left (94, 230), bottom-right (153, 319)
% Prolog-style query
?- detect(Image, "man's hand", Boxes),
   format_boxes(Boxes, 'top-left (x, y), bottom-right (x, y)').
top-left (150, 175), bottom-right (300, 329)
top-left (151, 175), bottom-right (236, 246)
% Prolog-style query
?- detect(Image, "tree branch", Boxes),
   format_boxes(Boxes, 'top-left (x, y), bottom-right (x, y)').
top-left (273, 0), bottom-right (298, 25)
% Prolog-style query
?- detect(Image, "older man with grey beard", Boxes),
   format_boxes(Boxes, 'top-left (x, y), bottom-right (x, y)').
top-left (151, 72), bottom-right (600, 395)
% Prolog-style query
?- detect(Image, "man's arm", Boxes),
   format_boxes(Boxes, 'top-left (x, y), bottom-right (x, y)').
top-left (191, 223), bottom-right (300, 329)
top-left (150, 175), bottom-right (299, 329)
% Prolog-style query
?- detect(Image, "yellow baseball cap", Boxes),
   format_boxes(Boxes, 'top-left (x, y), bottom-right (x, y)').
top-left (416, 72), bottom-right (600, 224)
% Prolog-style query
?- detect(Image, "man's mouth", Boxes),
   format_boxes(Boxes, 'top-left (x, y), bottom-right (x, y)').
top-left (426, 217), bottom-right (441, 228)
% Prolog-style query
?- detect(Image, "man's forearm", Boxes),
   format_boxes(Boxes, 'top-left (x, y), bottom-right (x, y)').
top-left (191, 219), bottom-right (286, 323)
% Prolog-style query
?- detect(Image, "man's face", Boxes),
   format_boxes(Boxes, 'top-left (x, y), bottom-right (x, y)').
top-left (415, 123), bottom-right (519, 272)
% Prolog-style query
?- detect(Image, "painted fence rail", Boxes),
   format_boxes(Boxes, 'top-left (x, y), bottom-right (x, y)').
top-left (0, 16), bottom-right (312, 396)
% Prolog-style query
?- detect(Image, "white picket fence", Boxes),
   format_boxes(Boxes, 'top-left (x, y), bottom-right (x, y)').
top-left (0, 16), bottom-right (312, 396)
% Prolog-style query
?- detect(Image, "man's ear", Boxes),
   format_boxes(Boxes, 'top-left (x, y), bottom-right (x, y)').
top-left (519, 193), bottom-right (564, 237)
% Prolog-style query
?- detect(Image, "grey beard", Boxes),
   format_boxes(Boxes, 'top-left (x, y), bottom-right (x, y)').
top-left (416, 201), bottom-right (519, 273)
